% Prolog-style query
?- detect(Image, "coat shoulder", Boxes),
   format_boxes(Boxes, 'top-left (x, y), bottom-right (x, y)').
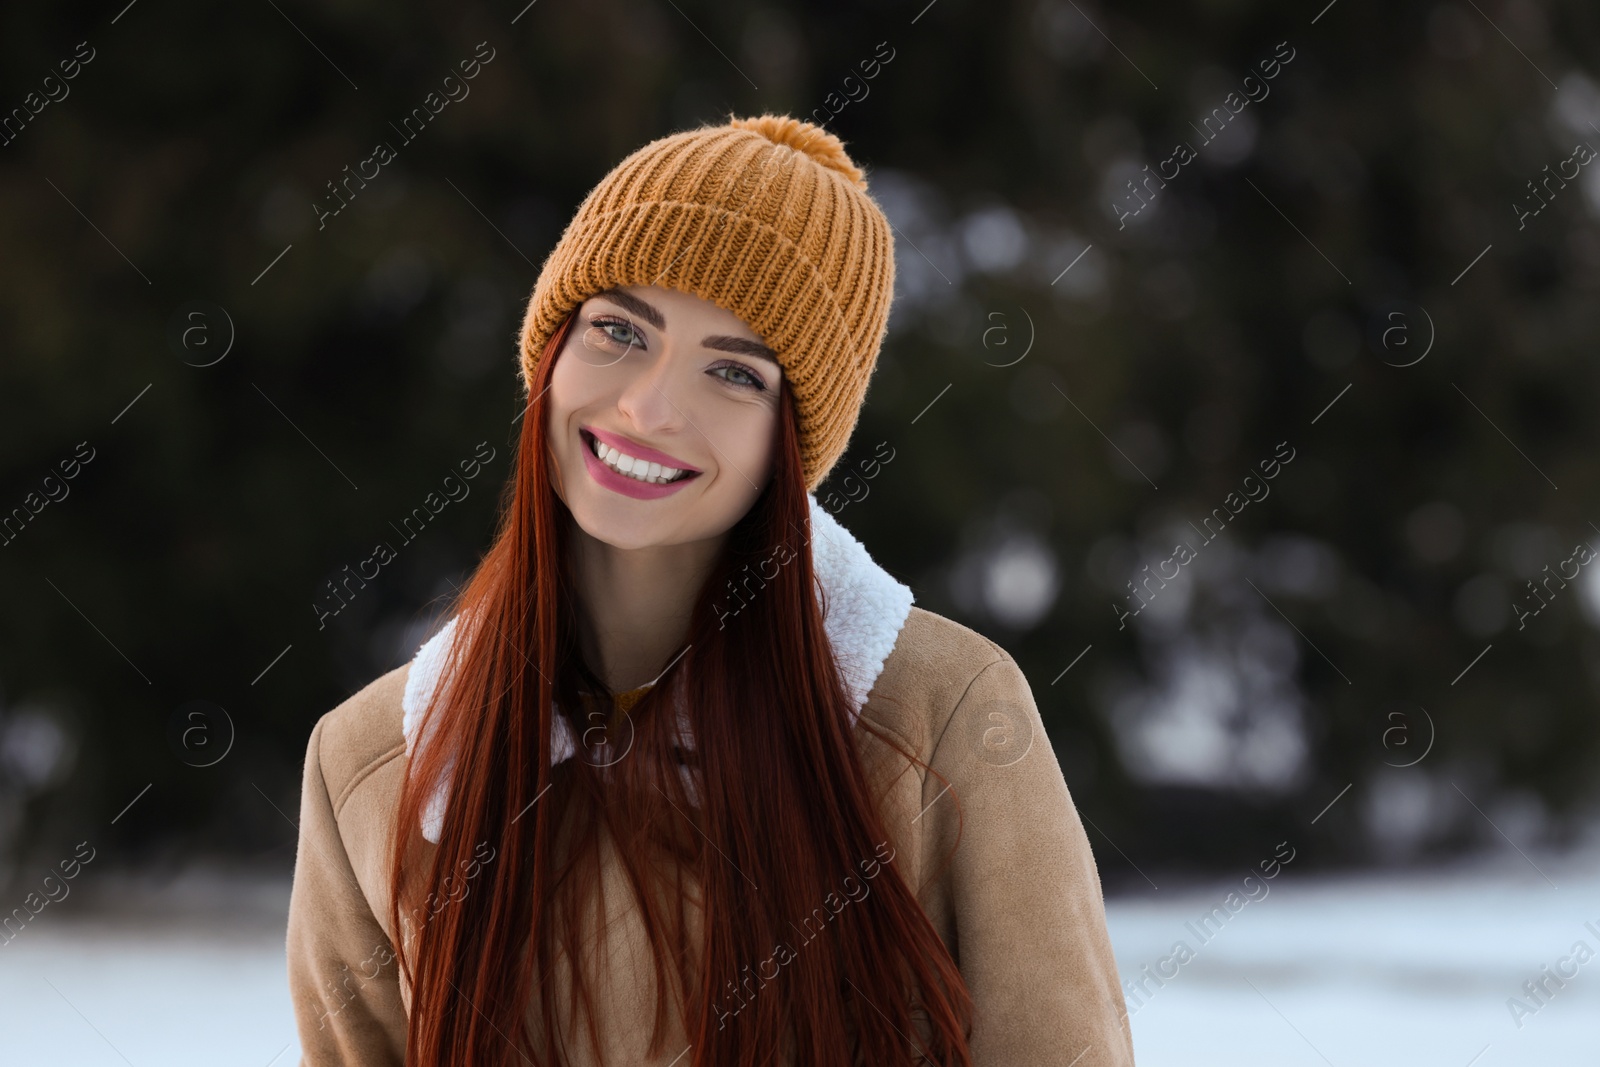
top-left (859, 605), bottom-right (1013, 751)
top-left (312, 661), bottom-right (410, 817)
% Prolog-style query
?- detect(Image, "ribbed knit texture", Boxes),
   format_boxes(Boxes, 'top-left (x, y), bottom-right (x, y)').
top-left (518, 114), bottom-right (897, 492)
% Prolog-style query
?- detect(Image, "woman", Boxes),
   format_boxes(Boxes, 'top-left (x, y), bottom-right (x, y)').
top-left (286, 113), bottom-right (1135, 1067)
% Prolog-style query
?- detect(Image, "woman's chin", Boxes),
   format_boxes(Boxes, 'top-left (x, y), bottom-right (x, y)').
top-left (565, 493), bottom-right (680, 551)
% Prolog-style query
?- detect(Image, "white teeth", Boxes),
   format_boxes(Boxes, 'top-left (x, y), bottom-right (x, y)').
top-left (587, 433), bottom-right (689, 485)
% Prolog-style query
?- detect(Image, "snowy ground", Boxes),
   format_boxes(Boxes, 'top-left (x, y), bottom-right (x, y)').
top-left (2, 846), bottom-right (1596, 1066)
top-left (1104, 844), bottom-right (1600, 1066)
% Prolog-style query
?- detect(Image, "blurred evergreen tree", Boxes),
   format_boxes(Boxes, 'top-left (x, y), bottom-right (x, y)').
top-left (1, 0), bottom-right (1597, 891)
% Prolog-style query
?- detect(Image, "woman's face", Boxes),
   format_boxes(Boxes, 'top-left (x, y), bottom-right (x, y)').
top-left (546, 284), bottom-right (784, 551)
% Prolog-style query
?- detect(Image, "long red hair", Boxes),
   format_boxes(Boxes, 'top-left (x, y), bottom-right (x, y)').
top-left (389, 308), bottom-right (974, 1066)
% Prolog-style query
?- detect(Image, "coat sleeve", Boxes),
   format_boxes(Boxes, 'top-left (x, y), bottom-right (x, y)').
top-left (286, 715), bottom-right (410, 1065)
top-left (922, 653), bottom-right (1136, 1066)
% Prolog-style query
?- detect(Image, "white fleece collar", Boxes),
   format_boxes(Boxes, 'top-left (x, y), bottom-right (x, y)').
top-left (401, 492), bottom-right (914, 842)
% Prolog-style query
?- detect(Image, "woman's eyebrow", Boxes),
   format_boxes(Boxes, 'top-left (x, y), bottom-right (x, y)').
top-left (596, 288), bottom-right (780, 367)
top-left (702, 334), bottom-right (781, 367)
top-left (595, 288), bottom-right (666, 330)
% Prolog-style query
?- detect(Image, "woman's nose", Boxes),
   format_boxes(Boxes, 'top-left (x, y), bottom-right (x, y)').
top-left (614, 345), bottom-right (686, 434)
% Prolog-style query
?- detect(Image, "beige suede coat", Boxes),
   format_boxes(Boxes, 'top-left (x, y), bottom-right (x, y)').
top-left (286, 496), bottom-right (1136, 1065)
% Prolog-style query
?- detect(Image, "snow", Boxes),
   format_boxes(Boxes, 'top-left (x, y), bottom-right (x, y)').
top-left (1107, 846), bottom-right (1600, 1065)
top-left (1, 911), bottom-right (301, 1066)
top-left (2, 848), bottom-right (1597, 1065)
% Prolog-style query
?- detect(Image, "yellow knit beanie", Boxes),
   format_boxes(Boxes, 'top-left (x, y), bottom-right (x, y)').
top-left (518, 113), bottom-right (896, 493)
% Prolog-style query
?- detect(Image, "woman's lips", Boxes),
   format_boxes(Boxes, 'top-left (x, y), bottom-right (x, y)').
top-left (580, 430), bottom-right (700, 500)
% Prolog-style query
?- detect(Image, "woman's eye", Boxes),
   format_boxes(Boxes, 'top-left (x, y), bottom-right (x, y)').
top-left (592, 317), bottom-right (643, 349)
top-left (711, 362), bottom-right (765, 391)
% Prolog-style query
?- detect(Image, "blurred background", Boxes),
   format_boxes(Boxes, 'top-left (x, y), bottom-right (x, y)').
top-left (3, 0), bottom-right (1599, 1062)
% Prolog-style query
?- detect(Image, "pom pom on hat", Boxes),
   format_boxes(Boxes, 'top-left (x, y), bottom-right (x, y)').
top-left (728, 113), bottom-right (867, 188)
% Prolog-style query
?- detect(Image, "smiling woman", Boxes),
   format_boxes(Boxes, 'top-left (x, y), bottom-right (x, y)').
top-left (285, 113), bottom-right (1135, 1067)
